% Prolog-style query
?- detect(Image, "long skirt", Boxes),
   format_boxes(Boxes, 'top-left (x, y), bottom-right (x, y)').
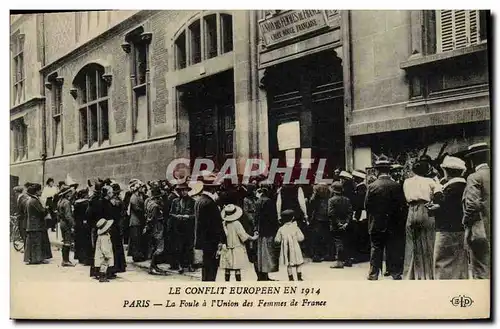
top-left (108, 225), bottom-right (126, 273)
top-left (403, 202), bottom-right (435, 280)
top-left (128, 226), bottom-right (144, 260)
top-left (256, 236), bottom-right (279, 273)
top-left (74, 225), bottom-right (93, 265)
top-left (24, 231), bottom-right (52, 264)
top-left (434, 231), bottom-right (468, 280)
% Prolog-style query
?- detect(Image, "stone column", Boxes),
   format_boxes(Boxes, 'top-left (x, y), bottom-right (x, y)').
top-left (232, 11), bottom-right (253, 174)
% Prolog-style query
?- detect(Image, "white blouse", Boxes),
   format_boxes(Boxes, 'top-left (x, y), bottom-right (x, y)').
top-left (403, 175), bottom-right (442, 203)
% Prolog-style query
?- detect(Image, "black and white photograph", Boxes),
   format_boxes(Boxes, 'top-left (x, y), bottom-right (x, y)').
top-left (8, 8), bottom-right (492, 319)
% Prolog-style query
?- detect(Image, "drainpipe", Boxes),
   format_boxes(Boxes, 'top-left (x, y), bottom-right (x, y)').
top-left (249, 10), bottom-right (259, 158)
top-left (40, 13), bottom-right (47, 184)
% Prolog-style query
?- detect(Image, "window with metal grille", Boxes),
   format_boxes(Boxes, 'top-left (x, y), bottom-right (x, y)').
top-left (74, 64), bottom-right (110, 149)
top-left (436, 10), bottom-right (484, 53)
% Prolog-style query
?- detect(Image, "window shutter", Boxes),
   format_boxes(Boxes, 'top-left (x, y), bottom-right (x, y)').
top-left (438, 10), bottom-right (482, 53)
top-left (438, 10), bottom-right (454, 52)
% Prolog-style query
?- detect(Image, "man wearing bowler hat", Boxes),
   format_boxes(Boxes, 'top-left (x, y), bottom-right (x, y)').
top-left (194, 172), bottom-right (225, 281)
top-left (462, 142), bottom-right (490, 279)
top-left (364, 156), bottom-right (406, 280)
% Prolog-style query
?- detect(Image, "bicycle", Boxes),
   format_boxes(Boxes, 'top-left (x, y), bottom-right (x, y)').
top-left (10, 215), bottom-right (25, 252)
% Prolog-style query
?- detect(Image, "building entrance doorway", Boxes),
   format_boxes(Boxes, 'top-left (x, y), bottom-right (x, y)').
top-left (262, 50), bottom-right (345, 177)
top-left (179, 70), bottom-right (235, 170)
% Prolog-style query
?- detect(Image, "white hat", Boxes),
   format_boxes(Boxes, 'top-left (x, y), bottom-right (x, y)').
top-left (352, 170), bottom-right (366, 179)
top-left (440, 156), bottom-right (466, 171)
top-left (220, 204), bottom-right (243, 222)
top-left (96, 218), bottom-right (114, 235)
top-left (339, 171), bottom-right (353, 179)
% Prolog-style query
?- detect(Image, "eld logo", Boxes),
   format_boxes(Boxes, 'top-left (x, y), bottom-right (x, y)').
top-left (450, 295), bottom-right (474, 308)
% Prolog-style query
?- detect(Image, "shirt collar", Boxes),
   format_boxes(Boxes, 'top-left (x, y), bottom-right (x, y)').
top-left (378, 174), bottom-right (391, 179)
top-left (475, 163), bottom-right (489, 171)
top-left (202, 191), bottom-right (217, 201)
top-left (442, 177), bottom-right (466, 190)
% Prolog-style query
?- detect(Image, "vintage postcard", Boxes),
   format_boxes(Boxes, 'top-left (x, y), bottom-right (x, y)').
top-left (9, 9), bottom-right (491, 320)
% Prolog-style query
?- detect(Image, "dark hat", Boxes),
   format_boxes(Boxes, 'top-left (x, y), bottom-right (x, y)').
top-left (13, 186), bottom-right (24, 194)
top-left (412, 160), bottom-right (431, 177)
top-left (373, 155), bottom-right (393, 168)
top-left (175, 181), bottom-right (192, 191)
top-left (111, 183), bottom-right (122, 193)
top-left (331, 181), bottom-right (343, 194)
top-left (75, 188), bottom-right (89, 200)
top-left (148, 180), bottom-right (162, 196)
top-left (199, 171), bottom-right (221, 187)
top-left (103, 178), bottom-right (112, 186)
top-left (465, 142), bottom-right (489, 158)
top-left (58, 186), bottom-right (73, 197)
top-left (27, 183), bottom-right (42, 195)
top-left (280, 209), bottom-right (295, 221)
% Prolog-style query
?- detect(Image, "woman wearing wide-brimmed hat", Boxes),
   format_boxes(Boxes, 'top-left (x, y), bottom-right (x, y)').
top-left (219, 204), bottom-right (259, 281)
top-left (432, 156), bottom-right (468, 280)
top-left (402, 156), bottom-right (443, 280)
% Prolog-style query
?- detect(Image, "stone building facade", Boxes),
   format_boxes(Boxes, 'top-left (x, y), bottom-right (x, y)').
top-left (10, 10), bottom-right (490, 186)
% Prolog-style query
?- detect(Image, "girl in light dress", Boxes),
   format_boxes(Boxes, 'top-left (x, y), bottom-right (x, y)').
top-left (219, 204), bottom-right (259, 281)
top-left (275, 209), bottom-right (305, 281)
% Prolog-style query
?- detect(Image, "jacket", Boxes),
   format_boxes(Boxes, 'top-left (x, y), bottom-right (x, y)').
top-left (462, 165), bottom-right (490, 239)
top-left (145, 196), bottom-right (164, 239)
top-left (57, 198), bottom-right (75, 229)
top-left (129, 193), bottom-right (145, 227)
top-left (194, 193), bottom-right (225, 251)
top-left (25, 195), bottom-right (47, 232)
top-left (434, 178), bottom-right (466, 232)
top-left (353, 183), bottom-right (367, 220)
top-left (309, 185), bottom-right (330, 223)
top-left (364, 175), bottom-right (405, 234)
top-left (255, 195), bottom-right (279, 237)
top-left (328, 195), bottom-right (352, 229)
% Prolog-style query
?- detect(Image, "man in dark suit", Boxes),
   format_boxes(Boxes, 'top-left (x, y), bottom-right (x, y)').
top-left (463, 143), bottom-right (491, 279)
top-left (364, 156), bottom-right (406, 280)
top-left (194, 173), bottom-right (225, 281)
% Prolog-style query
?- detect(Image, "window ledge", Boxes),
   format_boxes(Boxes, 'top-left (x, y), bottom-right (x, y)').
top-left (400, 42), bottom-right (487, 70)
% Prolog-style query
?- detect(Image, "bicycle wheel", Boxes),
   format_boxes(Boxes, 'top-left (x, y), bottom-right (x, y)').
top-left (13, 237), bottom-right (24, 252)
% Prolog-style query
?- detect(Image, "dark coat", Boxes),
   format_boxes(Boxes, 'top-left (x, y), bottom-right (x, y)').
top-left (74, 198), bottom-right (92, 264)
top-left (353, 183), bottom-right (367, 220)
top-left (26, 195), bottom-right (47, 232)
top-left (57, 198), bottom-right (75, 228)
top-left (434, 178), bottom-right (466, 232)
top-left (364, 175), bottom-right (406, 234)
top-left (194, 194), bottom-right (225, 252)
top-left (309, 185), bottom-right (330, 223)
top-left (328, 195), bottom-right (353, 229)
top-left (129, 193), bottom-right (145, 227)
top-left (255, 195), bottom-right (279, 237)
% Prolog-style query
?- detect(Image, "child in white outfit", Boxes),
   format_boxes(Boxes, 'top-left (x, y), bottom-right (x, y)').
top-left (275, 210), bottom-right (305, 281)
top-left (94, 218), bottom-right (114, 282)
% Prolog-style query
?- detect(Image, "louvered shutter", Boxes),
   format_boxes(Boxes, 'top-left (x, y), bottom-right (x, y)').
top-left (437, 10), bottom-right (482, 53)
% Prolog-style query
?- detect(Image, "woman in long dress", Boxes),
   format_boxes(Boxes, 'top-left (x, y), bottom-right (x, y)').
top-left (402, 157), bottom-right (442, 280)
top-left (254, 184), bottom-right (280, 281)
top-left (24, 183), bottom-right (53, 265)
top-left (432, 156), bottom-right (469, 279)
top-left (107, 184), bottom-right (127, 276)
top-left (74, 189), bottom-right (93, 265)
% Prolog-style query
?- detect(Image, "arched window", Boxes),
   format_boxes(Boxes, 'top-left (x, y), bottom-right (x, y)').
top-left (73, 64), bottom-right (110, 149)
top-left (174, 13), bottom-right (233, 70)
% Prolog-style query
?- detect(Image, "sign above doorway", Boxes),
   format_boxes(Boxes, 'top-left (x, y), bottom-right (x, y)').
top-left (259, 10), bottom-right (329, 47)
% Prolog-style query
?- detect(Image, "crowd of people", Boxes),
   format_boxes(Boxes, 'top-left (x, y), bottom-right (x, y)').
top-left (11, 142), bottom-right (490, 282)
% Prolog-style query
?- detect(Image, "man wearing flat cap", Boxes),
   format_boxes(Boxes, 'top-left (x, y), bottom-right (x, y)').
top-left (462, 142), bottom-right (490, 279)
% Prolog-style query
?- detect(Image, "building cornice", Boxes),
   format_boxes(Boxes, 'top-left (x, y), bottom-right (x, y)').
top-left (10, 14), bottom-right (31, 32)
top-left (40, 10), bottom-right (157, 74)
top-left (10, 96), bottom-right (45, 116)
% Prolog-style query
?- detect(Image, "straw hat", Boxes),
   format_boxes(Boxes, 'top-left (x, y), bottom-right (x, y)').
top-left (339, 171), bottom-right (353, 180)
top-left (352, 169), bottom-right (366, 179)
top-left (465, 142), bottom-right (489, 158)
top-left (373, 155), bottom-right (393, 168)
top-left (440, 155), bottom-right (466, 171)
top-left (220, 204), bottom-right (243, 222)
top-left (188, 181), bottom-right (203, 197)
top-left (96, 218), bottom-right (114, 235)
